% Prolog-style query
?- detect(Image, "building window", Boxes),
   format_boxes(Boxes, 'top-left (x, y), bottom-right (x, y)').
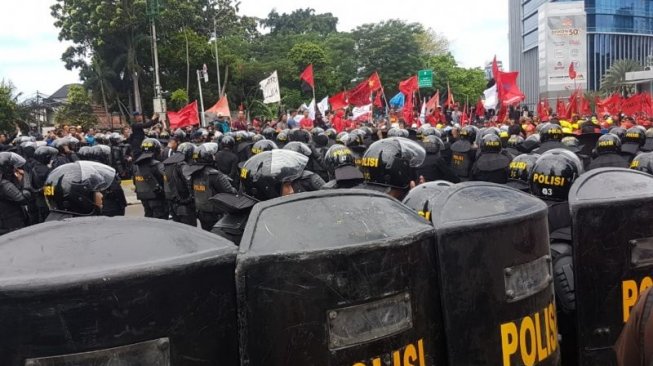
top-left (523, 30), bottom-right (539, 49)
top-left (523, 13), bottom-right (539, 33)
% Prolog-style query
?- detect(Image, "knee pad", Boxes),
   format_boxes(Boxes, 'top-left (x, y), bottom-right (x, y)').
top-left (551, 242), bottom-right (575, 313)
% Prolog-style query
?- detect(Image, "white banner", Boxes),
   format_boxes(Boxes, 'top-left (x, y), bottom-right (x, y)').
top-left (483, 84), bottom-right (498, 110)
top-left (352, 104), bottom-right (372, 121)
top-left (259, 71), bottom-right (281, 104)
top-left (317, 96), bottom-right (329, 116)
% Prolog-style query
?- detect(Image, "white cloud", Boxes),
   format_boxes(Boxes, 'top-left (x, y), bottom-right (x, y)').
top-left (0, 0), bottom-right (509, 97)
top-left (0, 0), bottom-right (79, 97)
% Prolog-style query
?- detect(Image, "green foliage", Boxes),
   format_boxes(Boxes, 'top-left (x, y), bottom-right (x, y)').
top-left (54, 85), bottom-right (98, 129)
top-left (425, 53), bottom-right (487, 106)
top-left (600, 59), bottom-right (643, 96)
top-left (51, 1), bottom-right (484, 118)
top-left (0, 81), bottom-right (19, 132)
top-left (261, 8), bottom-right (338, 36)
top-left (170, 89), bottom-right (189, 110)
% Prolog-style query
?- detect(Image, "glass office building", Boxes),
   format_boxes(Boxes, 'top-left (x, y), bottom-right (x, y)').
top-left (586, 0), bottom-right (653, 89)
top-left (509, 0), bottom-right (653, 105)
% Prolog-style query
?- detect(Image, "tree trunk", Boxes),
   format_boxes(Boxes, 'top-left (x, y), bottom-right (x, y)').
top-left (184, 27), bottom-right (190, 96)
top-left (133, 72), bottom-right (142, 113)
top-left (221, 64), bottom-right (229, 97)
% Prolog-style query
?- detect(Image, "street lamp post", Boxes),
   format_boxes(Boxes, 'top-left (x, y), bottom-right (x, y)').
top-left (213, 17), bottom-right (222, 97)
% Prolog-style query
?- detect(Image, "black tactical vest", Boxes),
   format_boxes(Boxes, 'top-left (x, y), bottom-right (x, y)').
top-left (133, 161), bottom-right (160, 200)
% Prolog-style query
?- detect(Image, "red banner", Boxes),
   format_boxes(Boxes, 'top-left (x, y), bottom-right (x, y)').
top-left (168, 101), bottom-right (199, 129)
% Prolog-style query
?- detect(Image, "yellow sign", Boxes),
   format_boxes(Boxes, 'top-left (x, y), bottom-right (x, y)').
top-left (43, 185), bottom-right (55, 197)
top-left (500, 300), bottom-right (558, 366)
top-left (353, 339), bottom-right (426, 366)
top-left (622, 276), bottom-right (653, 322)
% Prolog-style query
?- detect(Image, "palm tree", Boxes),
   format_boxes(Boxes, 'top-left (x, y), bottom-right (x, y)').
top-left (600, 59), bottom-right (643, 96)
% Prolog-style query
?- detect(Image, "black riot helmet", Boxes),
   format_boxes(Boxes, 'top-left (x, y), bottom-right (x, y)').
top-left (177, 142), bottom-right (196, 162)
top-left (34, 146), bottom-right (58, 165)
top-left (609, 127), bottom-right (627, 142)
top-left (283, 141), bottom-right (312, 157)
top-left (289, 129), bottom-right (311, 143)
top-left (480, 134), bottom-right (502, 153)
top-left (422, 127), bottom-right (441, 138)
top-left (596, 133), bottom-right (621, 155)
top-left (0, 152), bottom-right (26, 179)
top-left (77, 146), bottom-right (95, 161)
top-left (173, 129), bottom-right (187, 141)
top-left (459, 126), bottom-right (477, 143)
top-left (422, 135), bottom-right (444, 154)
top-left (221, 136), bottom-right (235, 150)
top-left (324, 144), bottom-right (357, 174)
top-left (240, 150), bottom-right (309, 201)
top-left (313, 133), bottom-right (329, 147)
top-left (342, 133), bottom-right (364, 147)
top-left (141, 138), bottom-right (162, 156)
top-left (19, 142), bottom-right (37, 159)
top-left (507, 135), bottom-right (524, 149)
top-left (530, 149), bottom-right (584, 201)
top-left (499, 130), bottom-right (510, 147)
top-left (108, 132), bottom-right (123, 145)
top-left (196, 142), bottom-right (219, 164)
top-left (630, 152), bottom-right (653, 173)
top-left (44, 161), bottom-right (116, 216)
top-left (276, 131), bottom-right (289, 145)
top-left (387, 128), bottom-right (409, 138)
top-left (561, 136), bottom-right (581, 153)
top-left (624, 126), bottom-right (646, 146)
top-left (52, 138), bottom-right (70, 153)
top-left (325, 128), bottom-right (337, 140)
top-left (507, 153), bottom-right (540, 191)
top-left (539, 123), bottom-right (564, 143)
top-left (251, 134), bottom-right (264, 143)
top-left (251, 140), bottom-right (278, 155)
top-left (92, 145), bottom-right (111, 165)
top-left (401, 180), bottom-right (453, 221)
top-left (335, 132), bottom-right (349, 145)
top-left (361, 137), bottom-right (426, 189)
top-left (262, 127), bottom-right (276, 141)
top-left (234, 131), bottom-right (249, 144)
top-left (310, 127), bottom-right (325, 138)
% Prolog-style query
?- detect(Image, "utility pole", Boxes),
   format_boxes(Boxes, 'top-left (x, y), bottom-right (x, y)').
top-left (213, 17), bottom-right (222, 97)
top-left (197, 64), bottom-right (209, 127)
top-left (148, 0), bottom-right (167, 128)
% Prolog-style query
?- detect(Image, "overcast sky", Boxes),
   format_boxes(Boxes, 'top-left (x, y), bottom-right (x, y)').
top-left (0, 0), bottom-right (508, 98)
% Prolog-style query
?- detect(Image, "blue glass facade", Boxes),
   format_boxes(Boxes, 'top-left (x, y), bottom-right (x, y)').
top-left (586, 0), bottom-right (653, 89)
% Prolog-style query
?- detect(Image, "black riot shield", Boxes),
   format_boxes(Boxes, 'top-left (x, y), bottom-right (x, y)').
top-left (0, 217), bottom-right (239, 365)
top-left (569, 167), bottom-right (653, 365)
top-left (431, 182), bottom-right (560, 366)
top-left (237, 189), bottom-right (447, 366)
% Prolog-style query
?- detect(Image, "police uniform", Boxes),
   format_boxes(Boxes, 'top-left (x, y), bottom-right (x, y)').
top-left (191, 163), bottom-right (236, 231)
top-left (101, 173), bottom-right (127, 217)
top-left (450, 140), bottom-right (476, 180)
top-left (163, 153), bottom-right (196, 226)
top-left (133, 154), bottom-right (168, 219)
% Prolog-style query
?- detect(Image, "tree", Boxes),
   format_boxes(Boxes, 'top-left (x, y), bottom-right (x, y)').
top-left (600, 59), bottom-right (642, 96)
top-left (54, 85), bottom-right (98, 129)
top-left (425, 53), bottom-right (487, 106)
top-left (415, 28), bottom-right (450, 57)
top-left (0, 80), bottom-right (19, 133)
top-left (261, 8), bottom-right (338, 36)
top-left (352, 20), bottom-right (425, 94)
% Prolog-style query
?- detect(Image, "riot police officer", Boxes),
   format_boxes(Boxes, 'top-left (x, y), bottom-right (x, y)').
top-left (587, 133), bottom-right (630, 170)
top-left (109, 133), bottom-right (127, 178)
top-left (43, 161), bottom-right (116, 221)
top-left (132, 138), bottom-right (168, 219)
top-left (251, 140), bottom-right (278, 155)
top-left (190, 143), bottom-right (236, 231)
top-left (630, 151), bottom-right (653, 173)
top-left (163, 142), bottom-right (197, 226)
top-left (321, 144), bottom-right (364, 189)
top-left (51, 137), bottom-right (78, 168)
top-left (31, 146), bottom-right (58, 223)
top-left (215, 135), bottom-right (239, 187)
top-left (416, 135), bottom-right (459, 183)
top-left (450, 125), bottom-right (477, 180)
top-left (529, 148), bottom-right (585, 362)
top-left (621, 126), bottom-right (646, 161)
top-left (471, 134), bottom-right (512, 184)
top-left (282, 141), bottom-right (327, 192)
top-left (92, 144), bottom-right (127, 217)
top-left (0, 152), bottom-right (30, 234)
top-left (534, 123), bottom-right (568, 154)
top-left (506, 153), bottom-right (539, 192)
top-left (359, 137), bottom-right (426, 200)
top-left (505, 135), bottom-right (524, 157)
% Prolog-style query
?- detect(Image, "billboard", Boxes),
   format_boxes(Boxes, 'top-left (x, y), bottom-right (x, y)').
top-left (538, 2), bottom-right (587, 96)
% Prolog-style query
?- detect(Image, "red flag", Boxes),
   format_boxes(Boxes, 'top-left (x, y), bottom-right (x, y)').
top-left (596, 93), bottom-right (621, 116)
top-left (580, 93), bottom-right (591, 115)
top-left (475, 98), bottom-right (485, 117)
top-left (461, 104), bottom-right (469, 126)
top-left (496, 104), bottom-right (507, 123)
top-left (497, 71), bottom-right (525, 106)
top-left (444, 82), bottom-right (455, 108)
top-left (168, 101), bottom-right (200, 129)
top-left (300, 64), bottom-right (315, 90)
top-left (566, 88), bottom-right (581, 119)
top-left (621, 93), bottom-right (650, 116)
top-left (373, 92), bottom-right (383, 108)
top-left (368, 72), bottom-right (383, 92)
top-left (346, 80), bottom-right (372, 107)
top-left (329, 92), bottom-right (348, 111)
top-left (399, 76), bottom-right (418, 96)
top-left (569, 62), bottom-right (577, 80)
top-left (537, 99), bottom-right (550, 121)
top-left (205, 94), bottom-right (230, 117)
top-left (426, 91), bottom-right (440, 115)
top-left (556, 97), bottom-right (566, 117)
top-left (492, 56), bottom-right (501, 84)
top-left (403, 98), bottom-right (414, 125)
